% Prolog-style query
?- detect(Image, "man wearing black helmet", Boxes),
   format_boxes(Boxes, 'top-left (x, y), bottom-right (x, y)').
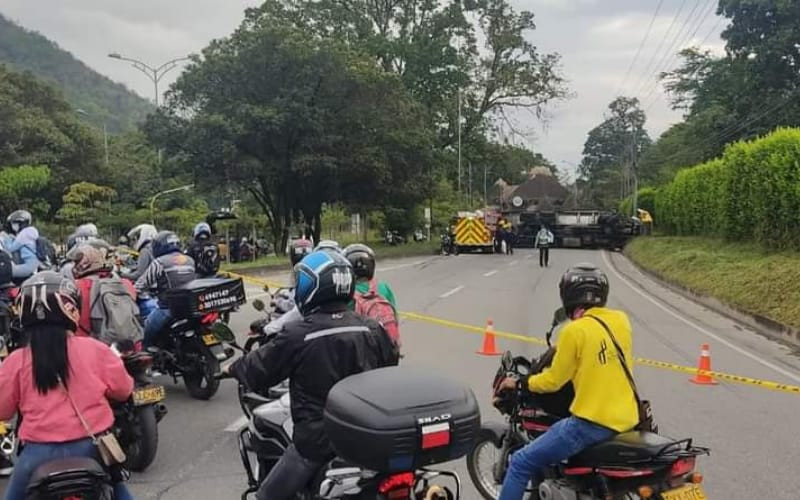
top-left (135, 231), bottom-right (196, 348)
top-left (343, 243), bottom-right (397, 309)
top-left (495, 264), bottom-right (639, 500)
top-left (225, 250), bottom-right (398, 500)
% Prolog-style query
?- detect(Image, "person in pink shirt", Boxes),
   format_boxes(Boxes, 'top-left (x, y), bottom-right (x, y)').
top-left (0, 271), bottom-right (134, 500)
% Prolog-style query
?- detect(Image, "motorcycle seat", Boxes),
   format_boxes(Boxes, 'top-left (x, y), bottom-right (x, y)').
top-left (569, 431), bottom-right (677, 466)
top-left (27, 457), bottom-right (108, 488)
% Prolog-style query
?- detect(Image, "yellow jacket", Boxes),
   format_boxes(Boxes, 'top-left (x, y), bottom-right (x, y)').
top-left (527, 307), bottom-right (639, 432)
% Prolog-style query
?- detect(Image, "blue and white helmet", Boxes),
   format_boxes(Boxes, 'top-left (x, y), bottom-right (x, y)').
top-left (193, 222), bottom-right (212, 239)
top-left (294, 250), bottom-right (354, 315)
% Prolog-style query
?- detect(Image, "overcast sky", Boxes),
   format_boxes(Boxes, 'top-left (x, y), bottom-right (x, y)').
top-left (1, 0), bottom-right (727, 178)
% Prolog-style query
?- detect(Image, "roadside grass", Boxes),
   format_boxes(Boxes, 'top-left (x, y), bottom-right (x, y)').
top-left (625, 236), bottom-right (800, 330)
top-left (221, 240), bottom-right (438, 272)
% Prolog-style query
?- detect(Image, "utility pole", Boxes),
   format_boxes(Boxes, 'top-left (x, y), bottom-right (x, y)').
top-left (457, 87), bottom-right (462, 199)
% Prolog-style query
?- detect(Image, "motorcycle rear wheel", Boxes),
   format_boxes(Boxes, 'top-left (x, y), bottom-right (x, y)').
top-left (184, 348), bottom-right (221, 400)
top-left (124, 405), bottom-right (159, 472)
top-left (467, 435), bottom-right (503, 500)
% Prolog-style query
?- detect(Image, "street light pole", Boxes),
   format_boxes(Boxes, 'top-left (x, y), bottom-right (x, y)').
top-left (76, 109), bottom-right (109, 168)
top-left (149, 184), bottom-right (194, 224)
top-left (108, 53), bottom-right (189, 107)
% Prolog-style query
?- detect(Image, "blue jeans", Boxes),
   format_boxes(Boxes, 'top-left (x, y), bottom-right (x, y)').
top-left (256, 444), bottom-right (324, 500)
top-left (4, 438), bottom-right (133, 500)
top-left (143, 307), bottom-right (172, 348)
top-left (498, 416), bottom-right (616, 500)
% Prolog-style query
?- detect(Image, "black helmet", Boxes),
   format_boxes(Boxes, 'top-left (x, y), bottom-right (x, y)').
top-left (558, 263), bottom-right (609, 315)
top-left (152, 230), bottom-right (182, 258)
top-left (294, 250), bottom-right (354, 315)
top-left (17, 271), bottom-right (81, 330)
top-left (289, 239), bottom-right (313, 266)
top-left (343, 243), bottom-right (376, 280)
top-left (7, 210), bottom-right (32, 235)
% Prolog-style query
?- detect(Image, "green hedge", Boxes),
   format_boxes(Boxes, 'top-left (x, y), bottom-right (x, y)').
top-left (619, 187), bottom-right (658, 219)
top-left (656, 128), bottom-right (800, 248)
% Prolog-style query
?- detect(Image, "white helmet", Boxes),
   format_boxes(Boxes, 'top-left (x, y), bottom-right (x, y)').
top-left (127, 224), bottom-right (158, 251)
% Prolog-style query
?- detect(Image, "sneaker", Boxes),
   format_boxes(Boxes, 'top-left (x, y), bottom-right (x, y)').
top-left (0, 454), bottom-right (14, 476)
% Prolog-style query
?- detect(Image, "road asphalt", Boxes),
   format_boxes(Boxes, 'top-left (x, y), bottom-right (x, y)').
top-left (3, 247), bottom-right (800, 499)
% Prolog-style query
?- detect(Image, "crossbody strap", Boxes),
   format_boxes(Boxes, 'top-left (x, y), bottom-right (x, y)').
top-left (59, 377), bottom-right (98, 443)
top-left (585, 315), bottom-right (642, 407)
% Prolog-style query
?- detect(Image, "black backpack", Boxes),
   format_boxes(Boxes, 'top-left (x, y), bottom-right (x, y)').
top-left (35, 237), bottom-right (57, 270)
top-left (0, 250), bottom-right (13, 285)
top-left (193, 242), bottom-right (220, 277)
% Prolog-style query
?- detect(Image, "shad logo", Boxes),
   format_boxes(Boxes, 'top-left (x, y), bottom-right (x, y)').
top-left (417, 413), bottom-right (452, 425)
top-left (331, 269), bottom-right (352, 294)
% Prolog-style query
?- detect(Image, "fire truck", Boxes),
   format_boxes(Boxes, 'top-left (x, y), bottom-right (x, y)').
top-left (452, 210), bottom-right (498, 253)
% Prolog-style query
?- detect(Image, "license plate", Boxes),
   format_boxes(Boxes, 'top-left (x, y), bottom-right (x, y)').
top-left (202, 333), bottom-right (220, 346)
top-left (132, 385), bottom-right (166, 406)
top-left (662, 484), bottom-right (707, 500)
top-left (0, 346), bottom-right (7, 358)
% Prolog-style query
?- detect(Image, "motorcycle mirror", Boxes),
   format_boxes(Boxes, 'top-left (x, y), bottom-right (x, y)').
top-left (501, 350), bottom-right (513, 370)
top-left (210, 323), bottom-right (237, 343)
top-left (552, 307), bottom-right (568, 326)
top-left (252, 299), bottom-right (266, 311)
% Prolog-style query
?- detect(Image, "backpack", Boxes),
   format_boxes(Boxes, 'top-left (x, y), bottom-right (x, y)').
top-left (353, 280), bottom-right (400, 347)
top-left (35, 237), bottom-right (57, 270)
top-left (194, 242), bottom-right (220, 277)
top-left (86, 275), bottom-right (144, 345)
top-left (0, 250), bottom-right (12, 285)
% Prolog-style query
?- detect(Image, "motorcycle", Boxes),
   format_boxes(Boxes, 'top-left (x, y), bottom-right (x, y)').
top-left (24, 456), bottom-right (117, 499)
top-left (439, 234), bottom-right (456, 256)
top-left (466, 309), bottom-right (710, 500)
top-left (218, 359), bottom-right (469, 500)
top-left (113, 349), bottom-right (167, 472)
top-left (149, 277), bottom-right (245, 400)
top-left (384, 230), bottom-right (406, 246)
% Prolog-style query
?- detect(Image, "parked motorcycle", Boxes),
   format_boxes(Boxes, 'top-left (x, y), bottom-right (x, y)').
top-left (220, 364), bottom-right (473, 500)
top-left (439, 233), bottom-right (456, 256)
top-left (466, 309), bottom-right (710, 500)
top-left (384, 230), bottom-right (406, 246)
top-left (149, 277), bottom-right (246, 400)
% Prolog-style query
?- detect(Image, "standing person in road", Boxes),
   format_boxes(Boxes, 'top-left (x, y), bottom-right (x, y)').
top-left (0, 272), bottom-right (135, 500)
top-left (494, 264), bottom-right (639, 500)
top-left (535, 224), bottom-right (554, 267)
top-left (135, 231), bottom-right (196, 348)
top-left (224, 250), bottom-right (398, 500)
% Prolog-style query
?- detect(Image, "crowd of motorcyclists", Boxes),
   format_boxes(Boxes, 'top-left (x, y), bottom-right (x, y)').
top-left (0, 208), bottom-right (692, 500)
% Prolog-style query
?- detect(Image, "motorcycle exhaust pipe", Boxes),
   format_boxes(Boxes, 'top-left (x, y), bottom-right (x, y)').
top-left (155, 403), bottom-right (168, 422)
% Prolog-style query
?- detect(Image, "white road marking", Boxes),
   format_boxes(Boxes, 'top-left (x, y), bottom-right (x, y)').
top-left (602, 251), bottom-right (800, 383)
top-left (439, 285), bottom-right (465, 299)
top-left (483, 270), bottom-right (498, 277)
top-left (381, 260), bottom-right (428, 272)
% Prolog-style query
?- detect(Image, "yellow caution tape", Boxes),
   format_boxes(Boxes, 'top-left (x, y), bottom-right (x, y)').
top-left (400, 311), bottom-right (800, 396)
top-left (230, 273), bottom-right (800, 395)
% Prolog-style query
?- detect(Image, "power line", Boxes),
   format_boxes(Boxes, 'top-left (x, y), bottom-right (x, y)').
top-left (642, 0), bottom-right (719, 111)
top-left (632, 0), bottom-right (706, 99)
top-left (628, 0), bottom-right (691, 97)
top-left (615, 0), bottom-right (666, 97)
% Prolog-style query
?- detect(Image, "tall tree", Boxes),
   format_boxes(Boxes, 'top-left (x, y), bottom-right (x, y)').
top-left (579, 97), bottom-right (651, 208)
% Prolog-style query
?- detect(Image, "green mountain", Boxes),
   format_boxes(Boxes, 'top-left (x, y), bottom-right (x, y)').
top-left (0, 13), bottom-right (154, 133)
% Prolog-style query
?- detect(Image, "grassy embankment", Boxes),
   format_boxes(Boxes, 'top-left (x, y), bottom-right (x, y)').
top-left (626, 236), bottom-right (800, 330)
top-left (222, 240), bottom-right (438, 272)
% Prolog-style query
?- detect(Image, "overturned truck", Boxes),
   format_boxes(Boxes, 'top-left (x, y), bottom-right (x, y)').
top-left (515, 210), bottom-right (640, 250)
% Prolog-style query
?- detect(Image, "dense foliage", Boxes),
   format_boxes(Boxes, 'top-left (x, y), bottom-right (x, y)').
top-left (0, 14), bottom-right (153, 133)
top-left (656, 128), bottom-right (800, 249)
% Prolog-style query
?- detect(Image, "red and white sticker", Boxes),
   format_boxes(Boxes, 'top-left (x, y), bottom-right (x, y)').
top-left (421, 422), bottom-right (451, 449)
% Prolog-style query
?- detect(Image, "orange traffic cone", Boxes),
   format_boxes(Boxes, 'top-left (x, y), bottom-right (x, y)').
top-left (690, 343), bottom-right (718, 385)
top-left (476, 318), bottom-right (502, 356)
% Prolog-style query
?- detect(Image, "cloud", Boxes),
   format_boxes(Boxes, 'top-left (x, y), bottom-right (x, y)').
top-left (0, 0), bottom-right (727, 176)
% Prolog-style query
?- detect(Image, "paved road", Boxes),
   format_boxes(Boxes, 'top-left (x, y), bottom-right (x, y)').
top-left (3, 248), bottom-right (800, 499)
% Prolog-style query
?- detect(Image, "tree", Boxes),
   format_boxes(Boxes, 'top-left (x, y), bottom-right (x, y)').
top-left (0, 164), bottom-right (52, 216)
top-left (148, 16), bottom-right (431, 251)
top-left (579, 97), bottom-right (651, 208)
top-left (0, 64), bottom-right (103, 213)
top-left (56, 182), bottom-right (117, 225)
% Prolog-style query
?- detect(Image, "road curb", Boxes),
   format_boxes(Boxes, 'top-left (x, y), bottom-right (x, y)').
top-left (619, 249), bottom-right (800, 349)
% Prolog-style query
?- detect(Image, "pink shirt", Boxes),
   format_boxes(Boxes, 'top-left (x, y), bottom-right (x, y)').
top-left (0, 335), bottom-right (133, 443)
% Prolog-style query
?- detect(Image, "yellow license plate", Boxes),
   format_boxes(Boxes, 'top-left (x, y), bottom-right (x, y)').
top-left (202, 333), bottom-right (220, 346)
top-left (0, 421), bottom-right (7, 434)
top-left (132, 385), bottom-right (166, 405)
top-left (662, 484), bottom-right (707, 500)
top-left (0, 346), bottom-right (7, 358)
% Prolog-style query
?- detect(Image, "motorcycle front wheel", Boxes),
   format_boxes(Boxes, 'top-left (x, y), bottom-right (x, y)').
top-left (123, 405), bottom-right (159, 472)
top-left (467, 435), bottom-right (503, 500)
top-left (183, 344), bottom-right (221, 400)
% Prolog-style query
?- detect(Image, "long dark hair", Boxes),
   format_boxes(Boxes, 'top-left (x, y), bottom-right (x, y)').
top-left (29, 324), bottom-right (70, 394)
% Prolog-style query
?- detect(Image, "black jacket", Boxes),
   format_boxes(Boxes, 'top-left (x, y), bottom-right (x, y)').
top-left (230, 304), bottom-right (399, 461)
